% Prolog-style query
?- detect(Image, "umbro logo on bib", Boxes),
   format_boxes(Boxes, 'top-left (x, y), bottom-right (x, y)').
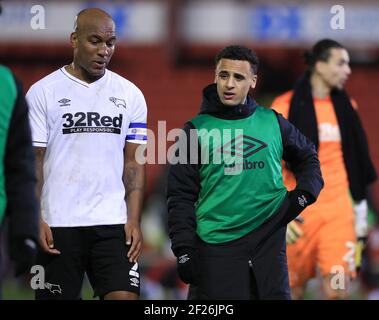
top-left (218, 135), bottom-right (267, 159)
top-left (58, 98), bottom-right (71, 107)
top-left (219, 135), bottom-right (268, 174)
top-left (109, 97), bottom-right (126, 109)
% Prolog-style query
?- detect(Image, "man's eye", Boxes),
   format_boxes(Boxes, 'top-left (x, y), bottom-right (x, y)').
top-left (219, 73), bottom-right (228, 79)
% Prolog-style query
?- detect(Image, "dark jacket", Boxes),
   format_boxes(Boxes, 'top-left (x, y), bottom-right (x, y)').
top-left (4, 76), bottom-right (39, 243)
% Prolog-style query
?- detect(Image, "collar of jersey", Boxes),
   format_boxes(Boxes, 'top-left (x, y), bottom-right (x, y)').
top-left (60, 66), bottom-right (109, 88)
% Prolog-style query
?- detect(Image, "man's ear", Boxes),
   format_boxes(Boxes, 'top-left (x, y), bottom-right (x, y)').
top-left (70, 32), bottom-right (78, 49)
top-left (315, 61), bottom-right (326, 75)
top-left (250, 75), bottom-right (258, 89)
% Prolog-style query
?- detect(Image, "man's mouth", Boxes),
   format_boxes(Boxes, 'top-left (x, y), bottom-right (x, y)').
top-left (93, 61), bottom-right (106, 68)
top-left (223, 92), bottom-right (235, 100)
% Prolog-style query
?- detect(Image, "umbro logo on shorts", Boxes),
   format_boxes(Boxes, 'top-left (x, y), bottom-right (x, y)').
top-left (58, 98), bottom-right (71, 107)
top-left (129, 263), bottom-right (139, 287)
top-left (130, 277), bottom-right (139, 287)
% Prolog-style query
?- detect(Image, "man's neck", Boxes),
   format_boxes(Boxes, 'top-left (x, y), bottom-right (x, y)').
top-left (310, 73), bottom-right (331, 99)
top-left (65, 62), bottom-right (103, 84)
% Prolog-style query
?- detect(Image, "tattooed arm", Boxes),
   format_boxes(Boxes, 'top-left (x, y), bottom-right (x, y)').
top-left (123, 142), bottom-right (145, 263)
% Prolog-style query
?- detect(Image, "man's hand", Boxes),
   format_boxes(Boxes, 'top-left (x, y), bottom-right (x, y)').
top-left (176, 247), bottom-right (198, 284)
top-left (354, 199), bottom-right (368, 240)
top-left (39, 219), bottom-right (60, 255)
top-left (286, 219), bottom-right (304, 245)
top-left (285, 189), bottom-right (312, 223)
top-left (124, 220), bottom-right (143, 263)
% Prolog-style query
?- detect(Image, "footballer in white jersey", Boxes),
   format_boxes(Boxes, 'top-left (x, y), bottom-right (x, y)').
top-left (27, 8), bottom-right (145, 300)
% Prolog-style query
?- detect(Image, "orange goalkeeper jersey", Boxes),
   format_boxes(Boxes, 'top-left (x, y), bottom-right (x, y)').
top-left (271, 91), bottom-right (354, 215)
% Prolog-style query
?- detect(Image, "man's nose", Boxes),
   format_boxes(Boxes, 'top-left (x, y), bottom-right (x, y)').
top-left (346, 65), bottom-right (352, 75)
top-left (226, 77), bottom-right (235, 88)
top-left (98, 43), bottom-right (109, 57)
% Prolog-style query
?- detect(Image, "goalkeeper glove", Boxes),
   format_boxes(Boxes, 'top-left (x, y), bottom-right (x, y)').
top-left (355, 238), bottom-right (365, 273)
top-left (354, 199), bottom-right (368, 240)
top-left (353, 200), bottom-right (369, 273)
top-left (286, 219), bottom-right (304, 245)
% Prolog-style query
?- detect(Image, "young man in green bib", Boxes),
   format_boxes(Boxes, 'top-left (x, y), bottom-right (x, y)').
top-left (0, 65), bottom-right (39, 285)
top-left (167, 45), bottom-right (324, 299)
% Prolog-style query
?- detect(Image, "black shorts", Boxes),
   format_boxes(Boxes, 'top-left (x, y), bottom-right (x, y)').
top-left (35, 224), bottom-right (140, 300)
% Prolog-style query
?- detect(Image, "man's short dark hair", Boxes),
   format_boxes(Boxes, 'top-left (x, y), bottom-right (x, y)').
top-left (304, 39), bottom-right (345, 68)
top-left (215, 45), bottom-right (259, 75)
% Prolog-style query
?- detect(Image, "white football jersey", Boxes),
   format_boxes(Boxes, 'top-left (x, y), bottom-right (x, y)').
top-left (26, 67), bottom-right (147, 227)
